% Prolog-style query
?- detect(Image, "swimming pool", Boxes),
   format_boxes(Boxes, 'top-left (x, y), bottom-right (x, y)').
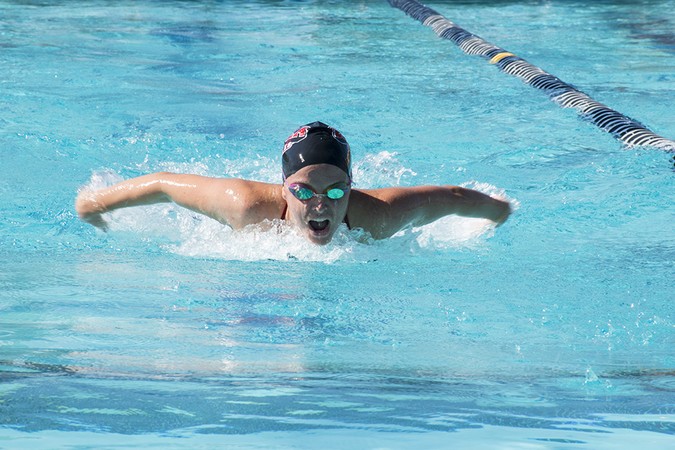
top-left (1, 0), bottom-right (673, 448)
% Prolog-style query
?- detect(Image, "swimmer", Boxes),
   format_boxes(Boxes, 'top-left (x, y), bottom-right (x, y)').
top-left (75, 121), bottom-right (511, 245)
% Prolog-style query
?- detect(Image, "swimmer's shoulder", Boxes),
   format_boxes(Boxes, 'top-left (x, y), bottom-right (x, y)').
top-left (234, 180), bottom-right (285, 224)
top-left (347, 188), bottom-right (398, 238)
top-left (212, 179), bottom-right (284, 228)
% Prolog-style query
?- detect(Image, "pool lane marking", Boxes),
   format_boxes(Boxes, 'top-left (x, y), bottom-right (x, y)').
top-left (388, 0), bottom-right (675, 152)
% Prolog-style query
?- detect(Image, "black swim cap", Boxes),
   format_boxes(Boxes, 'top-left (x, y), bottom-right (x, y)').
top-left (282, 121), bottom-right (351, 180)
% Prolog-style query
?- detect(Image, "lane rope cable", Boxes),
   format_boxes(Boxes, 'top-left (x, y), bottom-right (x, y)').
top-left (388, 0), bottom-right (675, 152)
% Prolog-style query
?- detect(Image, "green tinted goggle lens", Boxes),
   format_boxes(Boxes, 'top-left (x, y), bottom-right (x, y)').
top-left (288, 183), bottom-right (349, 201)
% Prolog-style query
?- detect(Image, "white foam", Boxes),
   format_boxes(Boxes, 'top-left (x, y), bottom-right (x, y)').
top-left (167, 218), bottom-right (370, 263)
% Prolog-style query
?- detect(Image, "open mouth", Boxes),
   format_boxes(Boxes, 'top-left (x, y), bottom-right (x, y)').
top-left (308, 220), bottom-right (330, 232)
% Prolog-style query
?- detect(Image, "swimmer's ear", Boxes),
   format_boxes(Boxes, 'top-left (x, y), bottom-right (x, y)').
top-left (281, 184), bottom-right (288, 201)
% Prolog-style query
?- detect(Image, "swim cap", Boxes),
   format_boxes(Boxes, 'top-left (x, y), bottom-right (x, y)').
top-left (282, 121), bottom-right (351, 180)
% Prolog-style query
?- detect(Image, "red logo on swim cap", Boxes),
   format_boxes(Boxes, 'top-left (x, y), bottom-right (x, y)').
top-left (332, 128), bottom-right (346, 143)
top-left (283, 126), bottom-right (310, 152)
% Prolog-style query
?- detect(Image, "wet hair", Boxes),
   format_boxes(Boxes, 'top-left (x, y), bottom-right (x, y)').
top-left (282, 121), bottom-right (351, 180)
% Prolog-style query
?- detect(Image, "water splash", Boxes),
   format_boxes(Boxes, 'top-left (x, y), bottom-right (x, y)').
top-left (584, 367), bottom-right (600, 384)
top-left (352, 151), bottom-right (417, 188)
top-left (584, 367), bottom-right (613, 390)
top-left (167, 219), bottom-right (371, 263)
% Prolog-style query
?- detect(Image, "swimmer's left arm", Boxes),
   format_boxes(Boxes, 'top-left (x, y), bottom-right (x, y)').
top-left (350, 186), bottom-right (511, 239)
top-left (415, 185), bottom-right (512, 226)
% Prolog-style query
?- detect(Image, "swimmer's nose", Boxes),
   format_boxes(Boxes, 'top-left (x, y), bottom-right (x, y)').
top-left (310, 196), bottom-right (329, 212)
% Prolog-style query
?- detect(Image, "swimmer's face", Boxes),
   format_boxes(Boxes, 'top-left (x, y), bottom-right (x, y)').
top-left (282, 164), bottom-right (351, 245)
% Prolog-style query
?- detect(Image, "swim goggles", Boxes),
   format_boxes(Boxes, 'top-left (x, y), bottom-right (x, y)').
top-left (286, 182), bottom-right (350, 201)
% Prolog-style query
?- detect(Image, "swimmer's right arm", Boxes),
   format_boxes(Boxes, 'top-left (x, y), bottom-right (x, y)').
top-left (75, 172), bottom-right (260, 230)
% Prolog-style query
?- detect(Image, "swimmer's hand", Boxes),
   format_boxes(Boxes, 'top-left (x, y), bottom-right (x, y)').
top-left (75, 191), bottom-right (109, 231)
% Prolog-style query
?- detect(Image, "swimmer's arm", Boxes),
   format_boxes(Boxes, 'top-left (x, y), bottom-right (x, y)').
top-left (350, 186), bottom-right (511, 239)
top-left (75, 172), bottom-right (267, 230)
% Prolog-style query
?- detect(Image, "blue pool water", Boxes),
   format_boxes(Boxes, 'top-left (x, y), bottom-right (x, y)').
top-left (1, 0), bottom-right (674, 448)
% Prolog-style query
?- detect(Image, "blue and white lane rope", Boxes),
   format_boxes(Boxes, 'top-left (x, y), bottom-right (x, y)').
top-left (388, 0), bottom-right (675, 152)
